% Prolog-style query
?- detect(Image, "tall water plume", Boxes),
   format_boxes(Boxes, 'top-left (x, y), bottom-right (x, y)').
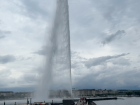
top-left (35, 0), bottom-right (72, 101)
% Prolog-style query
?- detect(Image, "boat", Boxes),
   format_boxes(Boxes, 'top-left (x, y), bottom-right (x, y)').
top-left (76, 98), bottom-right (88, 105)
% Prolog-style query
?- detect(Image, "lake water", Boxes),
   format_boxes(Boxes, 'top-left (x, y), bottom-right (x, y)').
top-left (0, 99), bottom-right (26, 105)
top-left (94, 97), bottom-right (140, 105)
top-left (0, 97), bottom-right (139, 105)
top-left (0, 98), bottom-right (62, 105)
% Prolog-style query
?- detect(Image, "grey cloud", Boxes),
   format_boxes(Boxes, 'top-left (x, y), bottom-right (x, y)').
top-left (33, 49), bottom-right (46, 56)
top-left (0, 69), bottom-right (13, 87)
top-left (85, 53), bottom-right (129, 68)
top-left (101, 1), bottom-right (127, 22)
top-left (91, 0), bottom-right (140, 27)
top-left (20, 0), bottom-right (51, 19)
top-left (32, 67), bottom-right (44, 74)
top-left (73, 65), bottom-right (140, 89)
top-left (74, 72), bottom-right (135, 89)
top-left (109, 57), bottom-right (130, 66)
top-left (71, 51), bottom-right (87, 69)
top-left (102, 30), bottom-right (125, 45)
top-left (92, 0), bottom-right (128, 22)
top-left (71, 61), bottom-right (82, 69)
top-left (71, 51), bottom-right (87, 61)
top-left (0, 69), bottom-right (11, 77)
top-left (0, 0), bottom-right (139, 90)
top-left (0, 55), bottom-right (16, 64)
top-left (23, 74), bottom-right (37, 83)
top-left (33, 46), bottom-right (46, 56)
top-left (20, 57), bottom-right (32, 61)
top-left (0, 35), bottom-right (5, 39)
top-left (0, 30), bottom-right (11, 39)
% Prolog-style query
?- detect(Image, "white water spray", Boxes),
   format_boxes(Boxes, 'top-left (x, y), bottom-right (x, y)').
top-left (35, 0), bottom-right (72, 101)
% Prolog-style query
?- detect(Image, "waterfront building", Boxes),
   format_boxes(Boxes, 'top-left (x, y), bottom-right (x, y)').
top-left (0, 91), bottom-right (14, 96)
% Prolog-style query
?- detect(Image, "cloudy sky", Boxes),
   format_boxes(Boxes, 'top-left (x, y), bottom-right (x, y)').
top-left (0, 0), bottom-right (140, 92)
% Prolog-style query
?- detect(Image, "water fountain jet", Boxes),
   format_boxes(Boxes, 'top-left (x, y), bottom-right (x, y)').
top-left (35, 0), bottom-right (72, 101)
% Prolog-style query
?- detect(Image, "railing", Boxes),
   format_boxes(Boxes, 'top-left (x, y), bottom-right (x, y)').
top-left (0, 103), bottom-right (27, 105)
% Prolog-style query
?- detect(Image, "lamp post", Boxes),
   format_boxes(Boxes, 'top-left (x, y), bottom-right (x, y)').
top-left (30, 98), bottom-right (32, 105)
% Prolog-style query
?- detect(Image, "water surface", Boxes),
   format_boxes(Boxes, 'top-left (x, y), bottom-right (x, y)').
top-left (94, 97), bottom-right (140, 105)
top-left (0, 98), bottom-right (63, 105)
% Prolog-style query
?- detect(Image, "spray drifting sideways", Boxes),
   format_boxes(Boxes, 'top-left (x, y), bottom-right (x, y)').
top-left (35, 0), bottom-right (72, 101)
